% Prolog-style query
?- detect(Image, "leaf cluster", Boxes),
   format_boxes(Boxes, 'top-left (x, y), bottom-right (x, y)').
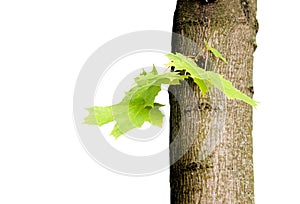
top-left (166, 53), bottom-right (258, 107)
top-left (85, 49), bottom-right (258, 139)
top-left (85, 66), bottom-right (187, 138)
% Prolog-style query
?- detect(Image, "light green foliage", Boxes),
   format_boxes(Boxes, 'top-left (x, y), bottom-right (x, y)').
top-left (166, 53), bottom-right (258, 107)
top-left (84, 66), bottom-right (187, 139)
top-left (206, 43), bottom-right (228, 63)
top-left (85, 48), bottom-right (258, 138)
top-left (166, 53), bottom-right (212, 95)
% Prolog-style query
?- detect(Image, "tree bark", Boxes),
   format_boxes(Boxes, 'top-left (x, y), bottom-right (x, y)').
top-left (169, 0), bottom-right (258, 203)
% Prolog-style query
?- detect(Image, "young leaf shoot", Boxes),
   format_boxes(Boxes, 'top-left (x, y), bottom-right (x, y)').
top-left (85, 48), bottom-right (258, 138)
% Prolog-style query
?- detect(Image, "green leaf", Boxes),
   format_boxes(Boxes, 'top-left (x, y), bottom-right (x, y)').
top-left (122, 65), bottom-right (186, 107)
top-left (207, 72), bottom-right (258, 107)
top-left (149, 103), bottom-right (165, 127)
top-left (110, 103), bottom-right (150, 138)
top-left (84, 106), bottom-right (113, 125)
top-left (166, 53), bottom-right (212, 95)
top-left (194, 78), bottom-right (211, 95)
top-left (84, 66), bottom-right (186, 139)
top-left (166, 53), bottom-right (258, 108)
top-left (166, 53), bottom-right (209, 79)
top-left (206, 44), bottom-right (228, 63)
top-left (85, 51), bottom-right (258, 139)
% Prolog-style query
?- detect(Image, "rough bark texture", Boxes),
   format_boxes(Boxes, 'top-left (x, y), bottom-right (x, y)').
top-left (169, 0), bottom-right (258, 203)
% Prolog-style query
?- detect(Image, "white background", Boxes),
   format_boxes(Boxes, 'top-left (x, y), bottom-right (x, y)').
top-left (1, 0), bottom-right (300, 203)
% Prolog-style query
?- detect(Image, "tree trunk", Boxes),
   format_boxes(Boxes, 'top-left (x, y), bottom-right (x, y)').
top-left (169, 0), bottom-right (258, 203)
